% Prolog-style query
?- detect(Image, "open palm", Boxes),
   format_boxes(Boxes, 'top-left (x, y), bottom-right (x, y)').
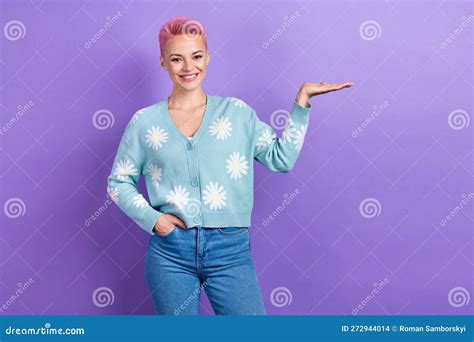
top-left (304, 81), bottom-right (354, 97)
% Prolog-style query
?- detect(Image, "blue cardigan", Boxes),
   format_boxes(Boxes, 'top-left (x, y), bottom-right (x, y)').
top-left (107, 95), bottom-right (311, 235)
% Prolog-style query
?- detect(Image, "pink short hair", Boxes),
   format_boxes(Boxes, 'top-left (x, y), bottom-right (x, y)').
top-left (159, 16), bottom-right (208, 56)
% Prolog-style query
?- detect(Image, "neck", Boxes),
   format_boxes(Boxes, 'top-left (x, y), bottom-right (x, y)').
top-left (168, 87), bottom-right (207, 110)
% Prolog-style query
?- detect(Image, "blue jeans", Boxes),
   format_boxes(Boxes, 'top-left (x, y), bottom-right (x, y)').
top-left (144, 226), bottom-right (266, 315)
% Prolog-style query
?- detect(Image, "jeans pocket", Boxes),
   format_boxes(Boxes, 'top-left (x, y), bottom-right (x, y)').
top-left (157, 225), bottom-right (178, 238)
top-left (217, 227), bottom-right (248, 236)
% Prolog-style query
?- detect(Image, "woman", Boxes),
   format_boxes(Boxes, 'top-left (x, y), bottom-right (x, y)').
top-left (107, 16), bottom-right (353, 315)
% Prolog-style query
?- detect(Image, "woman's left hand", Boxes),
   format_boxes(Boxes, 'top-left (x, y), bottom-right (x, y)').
top-left (296, 81), bottom-right (354, 107)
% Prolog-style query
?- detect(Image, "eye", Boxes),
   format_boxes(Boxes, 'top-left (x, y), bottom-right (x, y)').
top-left (171, 58), bottom-right (180, 62)
top-left (194, 55), bottom-right (203, 60)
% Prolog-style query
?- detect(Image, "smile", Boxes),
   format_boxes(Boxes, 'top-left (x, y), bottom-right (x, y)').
top-left (179, 73), bottom-right (199, 82)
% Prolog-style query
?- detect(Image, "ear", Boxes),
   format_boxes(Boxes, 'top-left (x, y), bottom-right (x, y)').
top-left (159, 55), bottom-right (167, 71)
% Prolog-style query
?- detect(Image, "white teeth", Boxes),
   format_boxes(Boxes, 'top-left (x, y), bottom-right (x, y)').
top-left (181, 73), bottom-right (197, 80)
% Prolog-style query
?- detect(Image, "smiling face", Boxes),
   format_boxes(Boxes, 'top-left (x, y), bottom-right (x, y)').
top-left (160, 34), bottom-right (210, 92)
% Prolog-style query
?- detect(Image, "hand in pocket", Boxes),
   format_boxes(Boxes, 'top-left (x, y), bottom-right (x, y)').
top-left (153, 214), bottom-right (187, 236)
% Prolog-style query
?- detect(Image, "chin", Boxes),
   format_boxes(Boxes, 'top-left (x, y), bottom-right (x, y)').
top-left (177, 82), bottom-right (201, 91)
top-left (175, 78), bottom-right (204, 91)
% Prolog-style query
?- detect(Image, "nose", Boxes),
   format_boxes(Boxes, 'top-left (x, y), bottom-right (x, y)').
top-left (182, 58), bottom-right (193, 72)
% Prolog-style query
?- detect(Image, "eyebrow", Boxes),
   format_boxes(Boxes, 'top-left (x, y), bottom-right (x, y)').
top-left (168, 50), bottom-right (204, 58)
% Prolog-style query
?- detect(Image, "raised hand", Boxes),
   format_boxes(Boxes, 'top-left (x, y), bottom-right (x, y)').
top-left (296, 81), bottom-right (354, 107)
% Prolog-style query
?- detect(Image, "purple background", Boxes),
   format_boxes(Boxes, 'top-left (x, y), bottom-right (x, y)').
top-left (1, 0), bottom-right (472, 315)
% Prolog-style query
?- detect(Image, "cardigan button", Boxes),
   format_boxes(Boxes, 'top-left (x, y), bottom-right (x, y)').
top-left (186, 142), bottom-right (193, 150)
top-left (191, 178), bottom-right (198, 187)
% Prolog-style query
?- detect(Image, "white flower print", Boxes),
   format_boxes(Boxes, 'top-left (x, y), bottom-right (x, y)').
top-left (229, 97), bottom-right (248, 108)
top-left (146, 163), bottom-right (162, 187)
top-left (203, 182), bottom-right (227, 210)
top-left (226, 152), bottom-right (249, 180)
top-left (107, 186), bottom-right (119, 204)
top-left (166, 185), bottom-right (190, 210)
top-left (293, 124), bottom-right (307, 152)
top-left (145, 125), bottom-right (169, 150)
top-left (256, 129), bottom-right (276, 150)
top-left (281, 118), bottom-right (297, 144)
top-left (113, 159), bottom-right (138, 181)
top-left (209, 116), bottom-right (232, 140)
top-left (131, 109), bottom-right (145, 124)
top-left (133, 194), bottom-right (148, 208)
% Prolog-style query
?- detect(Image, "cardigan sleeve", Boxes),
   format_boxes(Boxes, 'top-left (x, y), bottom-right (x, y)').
top-left (106, 119), bottom-right (163, 235)
top-left (253, 100), bottom-right (311, 172)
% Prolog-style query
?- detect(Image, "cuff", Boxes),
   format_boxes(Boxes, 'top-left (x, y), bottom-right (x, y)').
top-left (291, 100), bottom-right (311, 124)
top-left (140, 207), bottom-right (164, 235)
